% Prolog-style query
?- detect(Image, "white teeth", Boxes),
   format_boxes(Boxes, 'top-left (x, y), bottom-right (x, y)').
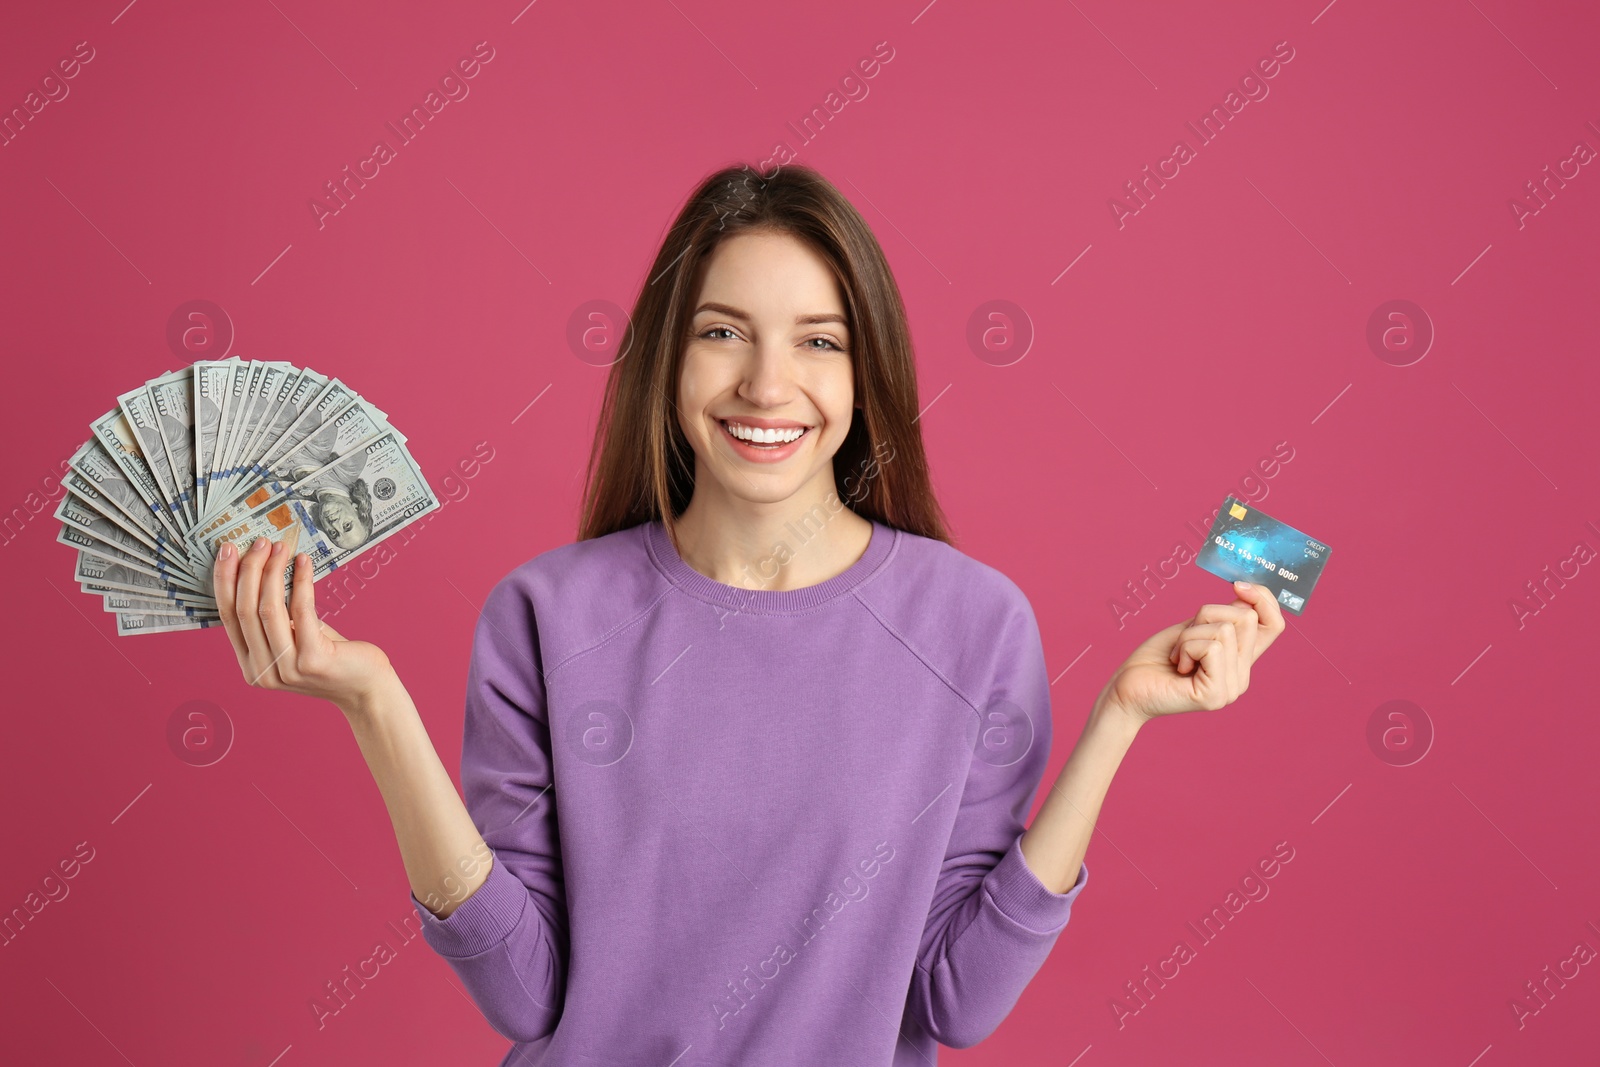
top-left (723, 421), bottom-right (805, 444)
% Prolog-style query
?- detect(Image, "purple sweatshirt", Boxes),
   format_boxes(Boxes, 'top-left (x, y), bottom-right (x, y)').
top-left (410, 517), bottom-right (1090, 1065)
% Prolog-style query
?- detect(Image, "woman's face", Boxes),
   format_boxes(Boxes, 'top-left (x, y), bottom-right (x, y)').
top-left (676, 230), bottom-right (856, 510)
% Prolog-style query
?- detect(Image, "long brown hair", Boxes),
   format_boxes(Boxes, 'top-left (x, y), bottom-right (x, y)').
top-left (577, 162), bottom-right (953, 551)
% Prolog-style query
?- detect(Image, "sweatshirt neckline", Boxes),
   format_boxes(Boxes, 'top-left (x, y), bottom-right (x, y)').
top-left (644, 515), bottom-right (897, 614)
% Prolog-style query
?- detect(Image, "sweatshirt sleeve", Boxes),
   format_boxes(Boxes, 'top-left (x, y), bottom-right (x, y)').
top-left (903, 587), bottom-right (1090, 1050)
top-left (407, 573), bottom-right (570, 1044)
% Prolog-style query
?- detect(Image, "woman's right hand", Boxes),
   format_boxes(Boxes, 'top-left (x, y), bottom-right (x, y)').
top-left (215, 534), bottom-right (395, 713)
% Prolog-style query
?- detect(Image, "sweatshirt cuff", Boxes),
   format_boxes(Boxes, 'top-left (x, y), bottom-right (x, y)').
top-left (984, 835), bottom-right (1089, 935)
top-left (409, 853), bottom-right (529, 958)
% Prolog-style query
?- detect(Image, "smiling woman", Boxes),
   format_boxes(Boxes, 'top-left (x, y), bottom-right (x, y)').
top-left (209, 160), bottom-right (1288, 1067)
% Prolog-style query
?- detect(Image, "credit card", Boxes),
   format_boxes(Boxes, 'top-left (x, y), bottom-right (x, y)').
top-left (1194, 496), bottom-right (1331, 615)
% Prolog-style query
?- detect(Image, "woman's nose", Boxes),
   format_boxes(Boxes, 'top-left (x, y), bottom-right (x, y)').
top-left (740, 345), bottom-right (795, 401)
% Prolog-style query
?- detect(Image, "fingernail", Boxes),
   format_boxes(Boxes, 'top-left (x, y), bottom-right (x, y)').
top-left (253, 536), bottom-right (268, 552)
top-left (219, 542), bottom-right (234, 560)
top-left (271, 539), bottom-right (284, 557)
top-left (1234, 580), bottom-right (1251, 590)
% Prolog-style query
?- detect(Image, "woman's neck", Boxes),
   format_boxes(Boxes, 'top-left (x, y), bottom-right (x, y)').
top-left (670, 493), bottom-right (874, 592)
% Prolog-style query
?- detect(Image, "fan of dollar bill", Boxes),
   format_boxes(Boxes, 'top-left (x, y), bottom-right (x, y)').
top-left (57, 358), bottom-right (441, 635)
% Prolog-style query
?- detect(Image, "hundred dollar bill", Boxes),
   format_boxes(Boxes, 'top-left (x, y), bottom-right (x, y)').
top-left (100, 590), bottom-right (219, 618)
top-left (56, 494), bottom-right (208, 591)
top-left (295, 429), bottom-right (437, 571)
top-left (231, 362), bottom-right (300, 490)
top-left (149, 367), bottom-right (198, 527)
top-left (66, 439), bottom-right (195, 567)
top-left (88, 407), bottom-right (189, 550)
top-left (76, 552), bottom-right (219, 610)
top-left (57, 495), bottom-right (208, 593)
top-left (210, 359), bottom-right (261, 509)
top-left (193, 357), bottom-right (239, 514)
top-left (117, 612), bottom-right (224, 636)
top-left (188, 430), bottom-right (439, 596)
top-left (218, 393), bottom-right (397, 519)
top-left (205, 358), bottom-right (251, 513)
top-left (212, 360), bottom-right (298, 511)
top-left (195, 382), bottom-right (407, 532)
top-left (254, 369), bottom-right (335, 465)
top-left (218, 361), bottom-right (297, 504)
top-left (198, 371), bottom-right (343, 527)
top-left (245, 367), bottom-right (327, 483)
top-left (209, 359), bottom-right (261, 508)
top-left (62, 466), bottom-right (161, 557)
top-left (117, 374), bottom-right (188, 529)
top-left (259, 372), bottom-right (397, 468)
top-left (57, 496), bottom-right (169, 578)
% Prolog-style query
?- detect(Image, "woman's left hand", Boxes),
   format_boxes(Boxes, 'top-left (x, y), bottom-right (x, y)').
top-left (1098, 580), bottom-right (1287, 725)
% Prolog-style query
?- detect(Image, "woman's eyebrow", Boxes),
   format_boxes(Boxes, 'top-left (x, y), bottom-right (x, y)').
top-left (692, 302), bottom-right (849, 328)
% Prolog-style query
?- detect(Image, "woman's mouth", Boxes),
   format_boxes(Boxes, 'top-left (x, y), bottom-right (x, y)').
top-left (717, 419), bottom-right (812, 463)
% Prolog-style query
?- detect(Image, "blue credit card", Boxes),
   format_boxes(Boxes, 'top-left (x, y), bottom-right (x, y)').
top-left (1194, 496), bottom-right (1331, 615)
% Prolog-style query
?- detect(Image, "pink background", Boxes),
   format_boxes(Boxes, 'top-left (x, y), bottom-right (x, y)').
top-left (3, 0), bottom-right (1597, 1064)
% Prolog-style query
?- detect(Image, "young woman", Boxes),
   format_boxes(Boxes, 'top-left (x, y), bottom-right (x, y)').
top-left (214, 163), bottom-right (1285, 1065)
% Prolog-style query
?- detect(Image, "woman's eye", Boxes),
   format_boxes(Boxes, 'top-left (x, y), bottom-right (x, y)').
top-left (805, 337), bottom-right (843, 352)
top-left (702, 326), bottom-right (736, 341)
